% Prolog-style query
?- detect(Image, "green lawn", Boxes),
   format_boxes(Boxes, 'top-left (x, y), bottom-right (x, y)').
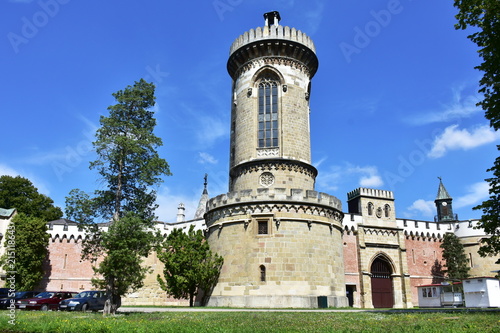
top-left (0, 309), bottom-right (499, 332)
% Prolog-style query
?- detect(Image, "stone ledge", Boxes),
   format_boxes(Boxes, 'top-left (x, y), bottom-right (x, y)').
top-left (206, 295), bottom-right (348, 308)
top-left (207, 188), bottom-right (342, 211)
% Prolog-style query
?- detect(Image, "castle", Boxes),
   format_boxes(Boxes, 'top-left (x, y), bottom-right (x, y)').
top-left (1, 12), bottom-right (498, 309)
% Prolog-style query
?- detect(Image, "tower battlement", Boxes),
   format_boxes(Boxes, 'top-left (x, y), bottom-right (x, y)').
top-left (229, 25), bottom-right (316, 55)
top-left (227, 16), bottom-right (318, 79)
top-left (347, 187), bottom-right (394, 201)
top-left (207, 188), bottom-right (342, 211)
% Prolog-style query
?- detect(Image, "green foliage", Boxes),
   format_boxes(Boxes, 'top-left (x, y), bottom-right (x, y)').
top-left (91, 213), bottom-right (156, 303)
top-left (440, 233), bottom-right (470, 281)
top-left (65, 189), bottom-right (95, 225)
top-left (454, 1), bottom-right (500, 261)
top-left (454, 0), bottom-right (500, 130)
top-left (157, 225), bottom-right (223, 307)
top-left (1, 213), bottom-right (50, 290)
top-left (89, 78), bottom-right (171, 224)
top-left (64, 79), bottom-right (171, 314)
top-left (474, 155), bottom-right (500, 262)
top-left (431, 259), bottom-right (445, 284)
top-left (0, 175), bottom-right (62, 221)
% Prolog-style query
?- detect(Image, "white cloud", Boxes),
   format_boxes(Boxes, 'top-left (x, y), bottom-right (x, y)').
top-left (312, 156), bottom-right (328, 169)
top-left (428, 124), bottom-right (500, 158)
top-left (406, 199), bottom-right (435, 218)
top-left (358, 166), bottom-right (384, 188)
top-left (408, 86), bottom-right (481, 125)
top-left (454, 181), bottom-right (490, 209)
top-left (198, 152), bottom-right (218, 165)
top-left (317, 163), bottom-right (383, 191)
top-left (303, 1), bottom-right (325, 34)
top-left (0, 164), bottom-right (19, 177)
top-left (0, 163), bottom-right (51, 196)
top-left (196, 115), bottom-right (228, 147)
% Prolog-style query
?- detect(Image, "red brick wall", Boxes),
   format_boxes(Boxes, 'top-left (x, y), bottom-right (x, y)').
top-left (39, 236), bottom-right (95, 292)
top-left (405, 236), bottom-right (444, 303)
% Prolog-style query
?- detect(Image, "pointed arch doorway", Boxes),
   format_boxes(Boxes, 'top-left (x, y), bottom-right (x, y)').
top-left (370, 257), bottom-right (394, 308)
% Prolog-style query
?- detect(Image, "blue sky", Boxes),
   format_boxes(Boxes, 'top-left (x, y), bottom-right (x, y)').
top-left (1, 0), bottom-right (497, 223)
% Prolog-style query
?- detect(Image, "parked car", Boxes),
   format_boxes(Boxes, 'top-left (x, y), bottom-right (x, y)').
top-left (0, 288), bottom-right (10, 299)
top-left (59, 291), bottom-right (108, 312)
top-left (16, 291), bottom-right (76, 311)
top-left (0, 291), bottom-right (39, 309)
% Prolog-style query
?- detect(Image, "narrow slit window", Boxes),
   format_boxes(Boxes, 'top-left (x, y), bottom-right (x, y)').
top-left (260, 265), bottom-right (266, 282)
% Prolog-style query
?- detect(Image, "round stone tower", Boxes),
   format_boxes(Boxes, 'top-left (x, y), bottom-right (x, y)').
top-left (205, 12), bottom-right (347, 308)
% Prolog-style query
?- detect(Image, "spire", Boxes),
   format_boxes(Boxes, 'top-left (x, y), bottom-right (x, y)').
top-left (194, 174), bottom-right (209, 219)
top-left (203, 173), bottom-right (208, 195)
top-left (436, 177), bottom-right (452, 200)
top-left (435, 177), bottom-right (456, 222)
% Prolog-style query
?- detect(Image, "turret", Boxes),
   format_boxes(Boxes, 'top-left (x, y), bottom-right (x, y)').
top-left (435, 177), bottom-right (457, 222)
top-left (226, 12), bottom-right (319, 193)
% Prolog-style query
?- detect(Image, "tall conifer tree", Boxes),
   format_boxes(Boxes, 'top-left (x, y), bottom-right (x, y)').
top-left (440, 233), bottom-right (470, 281)
top-left (66, 79), bottom-right (171, 314)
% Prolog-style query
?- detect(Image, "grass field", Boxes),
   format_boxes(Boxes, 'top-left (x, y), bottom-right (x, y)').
top-left (0, 309), bottom-right (499, 332)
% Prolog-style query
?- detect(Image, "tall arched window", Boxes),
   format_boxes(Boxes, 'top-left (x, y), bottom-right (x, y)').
top-left (258, 78), bottom-right (279, 148)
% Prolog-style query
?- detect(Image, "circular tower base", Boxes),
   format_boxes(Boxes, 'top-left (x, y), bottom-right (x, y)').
top-left (207, 295), bottom-right (348, 309)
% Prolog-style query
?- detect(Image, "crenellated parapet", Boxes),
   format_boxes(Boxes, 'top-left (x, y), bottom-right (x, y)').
top-left (47, 219), bottom-right (92, 242)
top-left (205, 188), bottom-right (343, 225)
top-left (227, 25), bottom-right (318, 79)
top-left (229, 25), bottom-right (316, 55)
top-left (347, 188), bottom-right (394, 201)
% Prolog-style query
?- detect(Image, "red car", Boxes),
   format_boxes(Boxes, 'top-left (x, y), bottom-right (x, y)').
top-left (16, 291), bottom-right (76, 311)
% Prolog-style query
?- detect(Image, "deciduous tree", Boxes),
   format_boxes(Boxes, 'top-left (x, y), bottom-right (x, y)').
top-left (0, 175), bottom-right (62, 221)
top-left (454, 1), bottom-right (500, 262)
top-left (157, 226), bottom-right (223, 307)
top-left (1, 213), bottom-right (50, 290)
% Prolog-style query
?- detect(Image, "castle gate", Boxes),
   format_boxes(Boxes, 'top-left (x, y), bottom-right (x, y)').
top-left (371, 257), bottom-right (394, 308)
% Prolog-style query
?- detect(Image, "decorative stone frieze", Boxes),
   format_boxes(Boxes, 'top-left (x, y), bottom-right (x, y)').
top-left (230, 159), bottom-right (317, 180)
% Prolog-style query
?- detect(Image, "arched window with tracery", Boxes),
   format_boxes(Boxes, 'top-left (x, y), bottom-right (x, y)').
top-left (258, 77), bottom-right (279, 148)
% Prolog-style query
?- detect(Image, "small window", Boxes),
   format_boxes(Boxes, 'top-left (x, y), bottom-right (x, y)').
top-left (260, 265), bottom-right (266, 282)
top-left (367, 202), bottom-right (374, 216)
top-left (384, 204), bottom-right (390, 217)
top-left (258, 221), bottom-right (268, 235)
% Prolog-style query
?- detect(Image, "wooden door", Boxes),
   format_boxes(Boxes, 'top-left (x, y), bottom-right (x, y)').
top-left (371, 258), bottom-right (394, 308)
